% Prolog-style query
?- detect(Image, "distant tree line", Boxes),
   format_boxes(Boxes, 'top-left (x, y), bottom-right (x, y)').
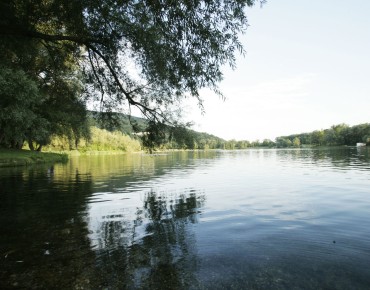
top-left (4, 107), bottom-right (370, 152)
top-left (38, 122), bottom-right (370, 152)
top-left (169, 123), bottom-right (370, 150)
top-left (275, 123), bottom-right (370, 148)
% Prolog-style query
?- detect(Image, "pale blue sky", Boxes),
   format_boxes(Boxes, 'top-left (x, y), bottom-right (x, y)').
top-left (187, 0), bottom-right (370, 141)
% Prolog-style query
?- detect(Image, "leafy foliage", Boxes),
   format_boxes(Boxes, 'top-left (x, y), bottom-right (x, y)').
top-left (0, 1), bottom-right (90, 150)
top-left (0, 67), bottom-right (41, 148)
top-left (0, 0), bottom-right (262, 146)
top-left (44, 126), bottom-right (141, 153)
top-left (275, 123), bottom-right (370, 148)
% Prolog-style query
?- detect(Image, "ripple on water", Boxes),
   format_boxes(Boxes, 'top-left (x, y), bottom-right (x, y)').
top-left (2, 148), bottom-right (370, 289)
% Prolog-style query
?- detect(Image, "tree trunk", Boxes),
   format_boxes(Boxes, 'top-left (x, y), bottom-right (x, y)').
top-left (36, 144), bottom-right (42, 152)
top-left (28, 139), bottom-right (35, 151)
top-left (16, 141), bottom-right (23, 149)
top-left (0, 131), bottom-right (4, 144)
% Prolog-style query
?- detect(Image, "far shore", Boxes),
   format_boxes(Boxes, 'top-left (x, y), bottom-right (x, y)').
top-left (2, 145), bottom-right (367, 168)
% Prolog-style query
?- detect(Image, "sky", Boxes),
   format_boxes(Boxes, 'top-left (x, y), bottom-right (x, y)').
top-left (183, 0), bottom-right (370, 141)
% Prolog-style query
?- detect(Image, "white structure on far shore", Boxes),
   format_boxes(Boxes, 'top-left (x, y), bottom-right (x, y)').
top-left (356, 143), bottom-right (366, 147)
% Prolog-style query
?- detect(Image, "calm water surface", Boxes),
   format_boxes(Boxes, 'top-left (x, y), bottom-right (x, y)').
top-left (1, 148), bottom-right (370, 289)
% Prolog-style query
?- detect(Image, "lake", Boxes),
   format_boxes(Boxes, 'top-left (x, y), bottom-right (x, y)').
top-left (1, 147), bottom-right (370, 289)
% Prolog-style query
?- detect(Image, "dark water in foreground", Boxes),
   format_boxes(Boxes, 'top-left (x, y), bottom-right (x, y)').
top-left (1, 148), bottom-right (370, 289)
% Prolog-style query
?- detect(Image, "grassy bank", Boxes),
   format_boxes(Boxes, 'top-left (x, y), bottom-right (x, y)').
top-left (0, 149), bottom-right (68, 167)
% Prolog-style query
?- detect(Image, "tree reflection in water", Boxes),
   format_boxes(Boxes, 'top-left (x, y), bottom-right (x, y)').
top-left (91, 189), bottom-right (205, 289)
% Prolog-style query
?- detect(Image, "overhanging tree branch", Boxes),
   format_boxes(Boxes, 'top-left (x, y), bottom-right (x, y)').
top-left (0, 24), bottom-right (168, 123)
top-left (86, 44), bottom-right (169, 124)
top-left (1, 0), bottom-right (263, 148)
top-left (0, 25), bottom-right (104, 46)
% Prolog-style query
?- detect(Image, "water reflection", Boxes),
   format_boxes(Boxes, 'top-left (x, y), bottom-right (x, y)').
top-left (275, 147), bottom-right (370, 170)
top-left (0, 155), bottom-right (206, 289)
top-left (90, 189), bottom-right (205, 289)
top-left (1, 148), bottom-right (370, 289)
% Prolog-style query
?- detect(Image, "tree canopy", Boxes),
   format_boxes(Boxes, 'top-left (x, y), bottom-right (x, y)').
top-left (0, 0), bottom-right (262, 149)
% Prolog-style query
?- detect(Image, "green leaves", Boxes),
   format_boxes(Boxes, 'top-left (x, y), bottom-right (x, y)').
top-left (1, 0), bottom-right (262, 148)
top-left (2, 0), bottom-right (260, 111)
top-left (0, 67), bottom-right (40, 147)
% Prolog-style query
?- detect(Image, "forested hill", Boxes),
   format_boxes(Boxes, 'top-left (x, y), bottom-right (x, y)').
top-left (90, 112), bottom-right (369, 150)
top-left (88, 111), bottom-right (147, 135)
top-left (88, 111), bottom-right (226, 150)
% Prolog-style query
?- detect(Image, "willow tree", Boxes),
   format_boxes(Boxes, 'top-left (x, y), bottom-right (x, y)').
top-left (0, 0), bottom-right (263, 145)
top-left (0, 34), bottom-right (89, 149)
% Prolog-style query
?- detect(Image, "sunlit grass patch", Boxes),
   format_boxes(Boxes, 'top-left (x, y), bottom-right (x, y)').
top-left (0, 149), bottom-right (68, 167)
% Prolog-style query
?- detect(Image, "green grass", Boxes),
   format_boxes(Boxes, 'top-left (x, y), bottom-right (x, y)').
top-left (0, 149), bottom-right (68, 167)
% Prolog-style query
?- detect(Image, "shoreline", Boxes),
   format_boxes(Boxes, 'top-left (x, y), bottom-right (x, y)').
top-left (0, 149), bottom-right (68, 167)
top-left (2, 146), bottom-right (364, 167)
